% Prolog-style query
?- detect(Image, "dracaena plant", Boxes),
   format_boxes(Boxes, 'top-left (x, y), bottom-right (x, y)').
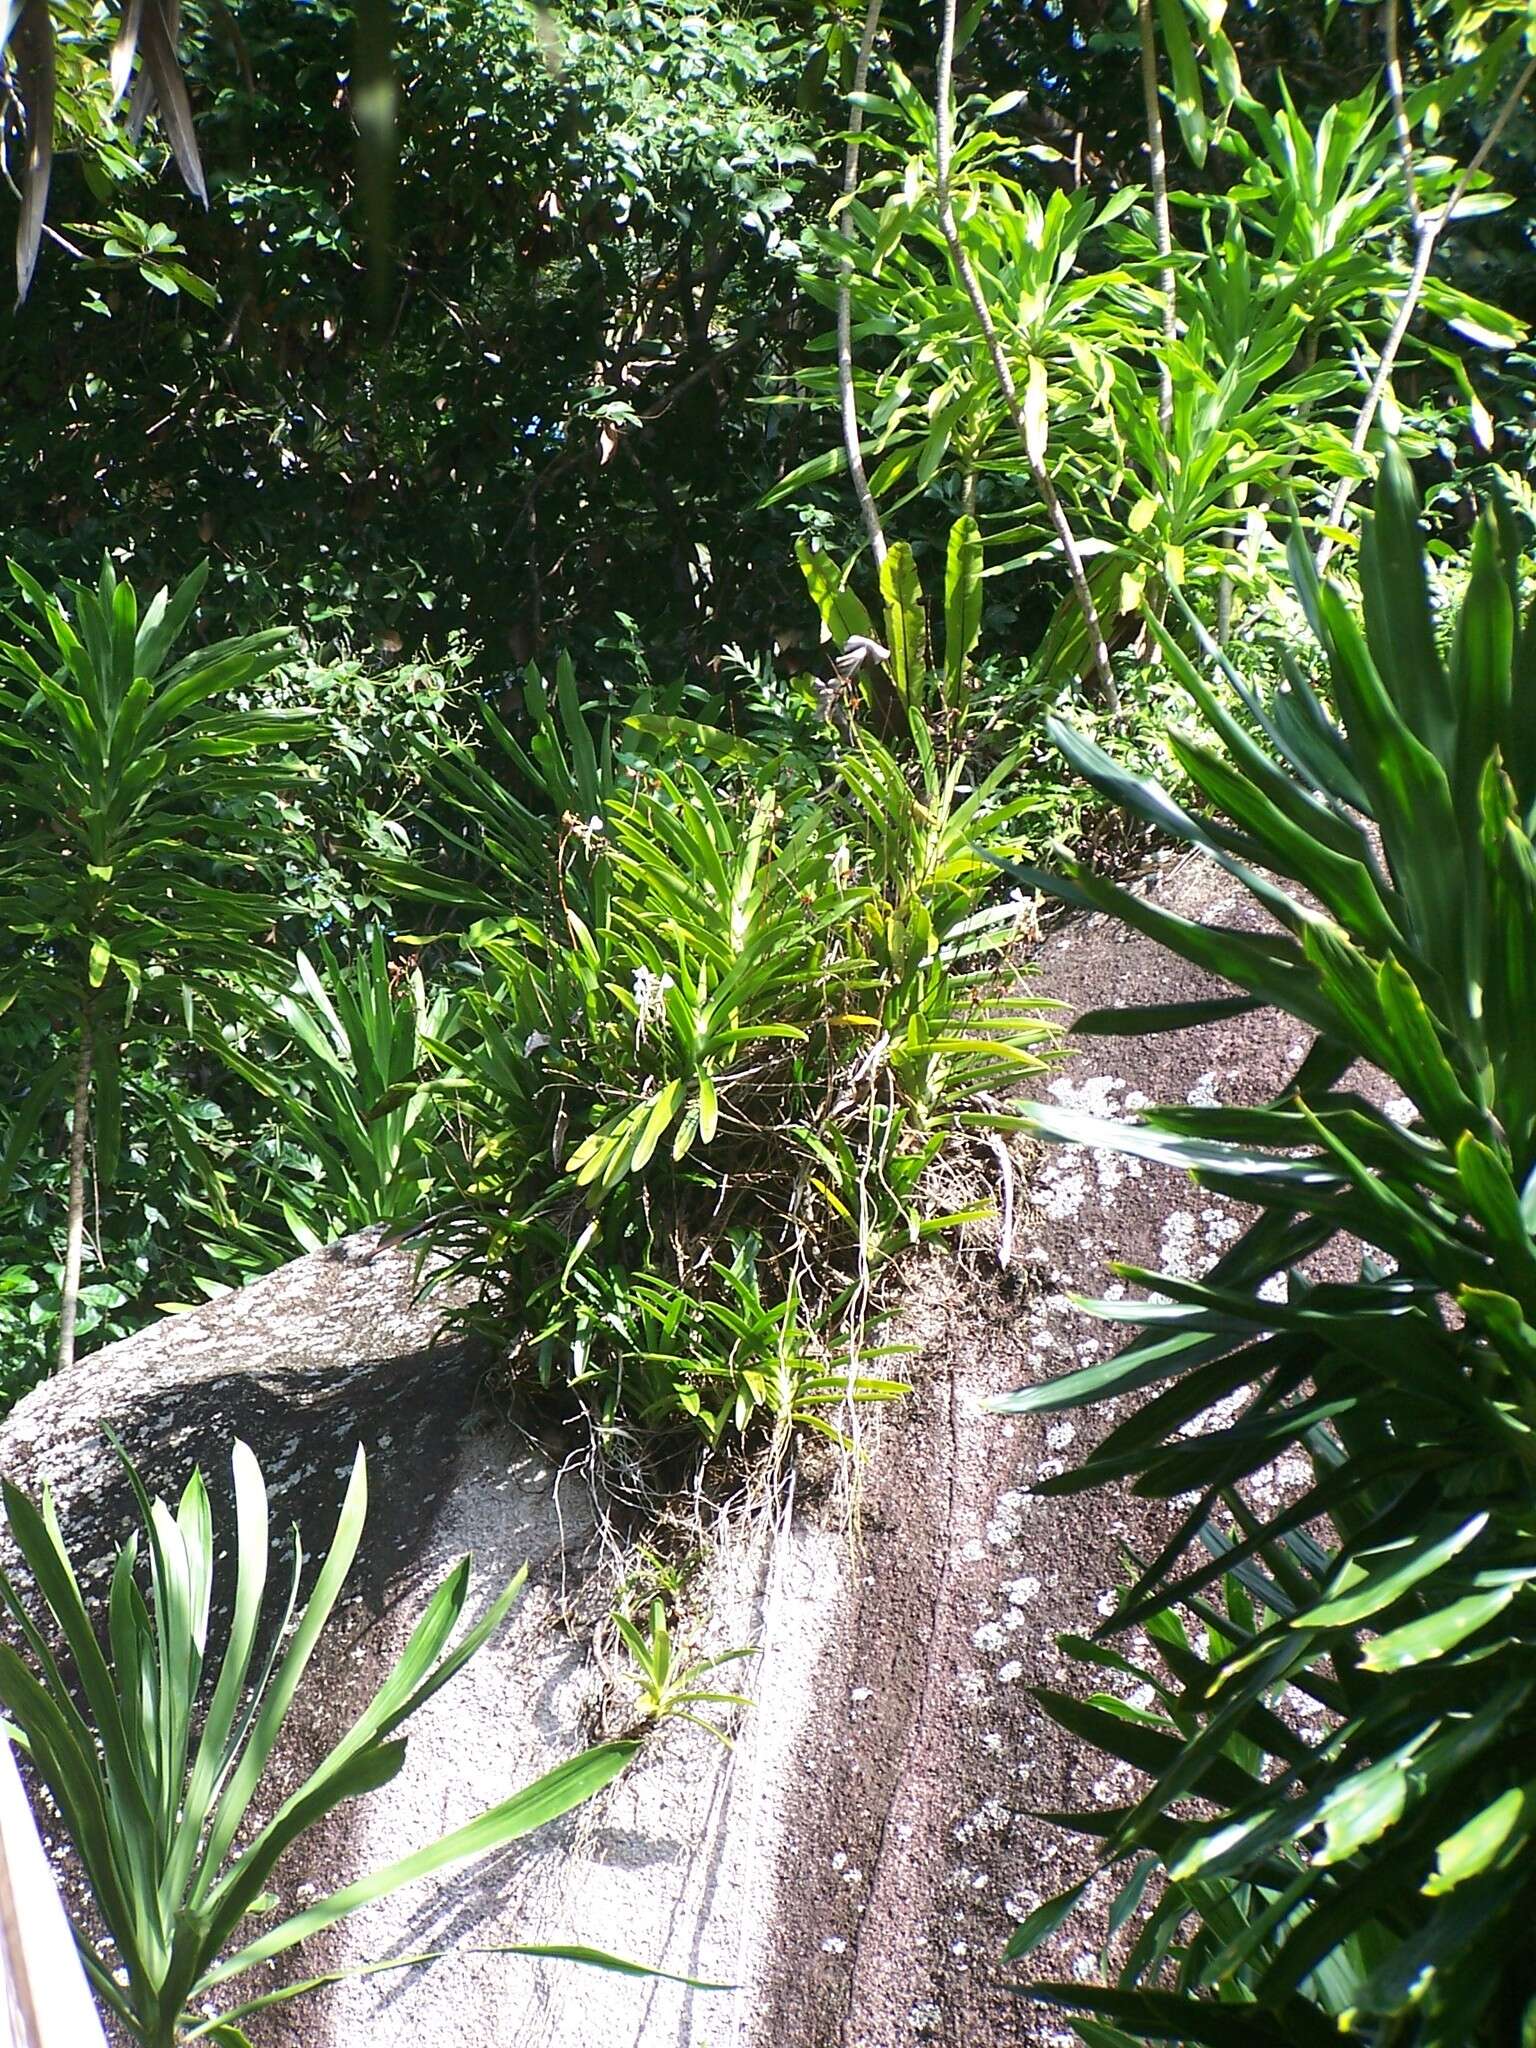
top-left (0, 1433), bottom-right (635, 2048)
top-left (212, 931), bottom-right (465, 1252)
top-left (997, 450), bottom-right (1536, 2044)
top-left (0, 558), bottom-right (318, 1372)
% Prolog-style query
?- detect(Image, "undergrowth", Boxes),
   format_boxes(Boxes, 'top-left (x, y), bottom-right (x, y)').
top-left (390, 596), bottom-right (1056, 1461)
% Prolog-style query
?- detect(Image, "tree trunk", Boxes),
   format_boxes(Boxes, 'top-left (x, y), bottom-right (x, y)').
top-left (55, 1008), bottom-right (93, 1375)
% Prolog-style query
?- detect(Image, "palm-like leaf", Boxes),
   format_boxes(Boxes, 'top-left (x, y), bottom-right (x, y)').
top-left (212, 932), bottom-right (463, 1244)
top-left (0, 557), bottom-right (313, 1031)
top-left (998, 450), bottom-right (1536, 2045)
top-left (0, 556), bottom-right (318, 1362)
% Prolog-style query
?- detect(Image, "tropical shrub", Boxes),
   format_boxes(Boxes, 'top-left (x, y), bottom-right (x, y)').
top-left (0, 628), bottom-right (482, 1395)
top-left (0, 558), bottom-right (317, 1370)
top-left (784, 2), bottom-right (1529, 696)
top-left (999, 450), bottom-right (1536, 2042)
top-left (384, 628), bottom-right (1050, 1452)
top-left (213, 934), bottom-right (464, 1251)
top-left (0, 1433), bottom-right (634, 2047)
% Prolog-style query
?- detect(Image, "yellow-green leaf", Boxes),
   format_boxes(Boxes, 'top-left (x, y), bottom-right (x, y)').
top-left (697, 1070), bottom-right (719, 1145)
top-left (1360, 1586), bottom-right (1519, 1673)
top-left (1424, 1786), bottom-right (1529, 1896)
top-left (942, 514), bottom-right (983, 700)
top-left (1128, 495), bottom-right (1159, 536)
top-left (1024, 357), bottom-right (1049, 468)
top-left (630, 1080), bottom-right (684, 1174)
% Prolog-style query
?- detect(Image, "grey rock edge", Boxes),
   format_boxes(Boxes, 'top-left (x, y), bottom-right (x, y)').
top-left (0, 850), bottom-right (1324, 2048)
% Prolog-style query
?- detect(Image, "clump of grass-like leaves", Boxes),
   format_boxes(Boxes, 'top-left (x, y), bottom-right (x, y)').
top-left (0, 1432), bottom-right (635, 2047)
top-left (386, 546), bottom-right (1051, 1455)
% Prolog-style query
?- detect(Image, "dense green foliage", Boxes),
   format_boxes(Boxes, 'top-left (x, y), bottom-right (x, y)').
top-left (2, 0), bottom-right (1536, 2035)
top-left (3, 0), bottom-right (827, 665)
top-left (374, 555), bottom-right (1049, 1449)
top-left (1003, 457), bottom-right (1536, 2042)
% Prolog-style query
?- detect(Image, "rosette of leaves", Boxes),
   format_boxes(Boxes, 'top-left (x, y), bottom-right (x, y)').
top-left (997, 451), bottom-right (1536, 2044)
top-left (0, 1432), bottom-right (636, 2046)
top-left (0, 557), bottom-right (317, 1371)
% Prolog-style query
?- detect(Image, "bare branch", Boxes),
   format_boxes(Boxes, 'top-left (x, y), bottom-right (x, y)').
top-left (56, 1008), bottom-right (93, 1374)
top-left (836, 0), bottom-right (888, 567)
top-left (1317, 41), bottom-right (1536, 569)
top-left (932, 0), bottom-right (1117, 707)
top-left (1137, 0), bottom-right (1175, 436)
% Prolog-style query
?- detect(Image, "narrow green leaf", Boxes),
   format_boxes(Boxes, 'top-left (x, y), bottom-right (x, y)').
top-left (943, 514), bottom-right (983, 701)
top-left (1424, 1785), bottom-right (1529, 1896)
top-left (1303, 1516), bottom-right (1487, 1631)
top-left (1004, 1879), bottom-right (1090, 1961)
top-left (1359, 1585), bottom-right (1520, 1673)
top-left (205, 1743), bottom-right (637, 1986)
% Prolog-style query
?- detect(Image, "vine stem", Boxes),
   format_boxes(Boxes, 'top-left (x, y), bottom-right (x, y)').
top-left (56, 999), bottom-right (93, 1374)
top-left (1316, 29), bottom-right (1536, 570)
top-left (836, 0), bottom-right (888, 567)
top-left (932, 0), bottom-right (1117, 707)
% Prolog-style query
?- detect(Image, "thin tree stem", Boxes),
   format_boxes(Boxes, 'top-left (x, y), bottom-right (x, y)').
top-left (1317, 45), bottom-right (1536, 569)
top-left (1384, 0), bottom-right (1421, 232)
top-left (932, 0), bottom-right (1117, 708)
top-left (56, 1002), bottom-right (93, 1374)
top-left (1138, 0), bottom-right (1175, 437)
top-left (836, 0), bottom-right (888, 568)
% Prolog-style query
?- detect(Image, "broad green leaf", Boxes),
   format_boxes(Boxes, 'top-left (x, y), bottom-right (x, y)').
top-left (795, 539), bottom-right (875, 648)
top-left (1424, 1785), bottom-right (1529, 1896)
top-left (197, 1449), bottom-right (371, 1884)
top-left (942, 515), bottom-right (983, 701)
top-left (1156, 0), bottom-right (1210, 165)
top-left (1312, 1747), bottom-right (1413, 1865)
top-left (1359, 445), bottom-right (1451, 762)
top-left (879, 542), bottom-right (925, 704)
